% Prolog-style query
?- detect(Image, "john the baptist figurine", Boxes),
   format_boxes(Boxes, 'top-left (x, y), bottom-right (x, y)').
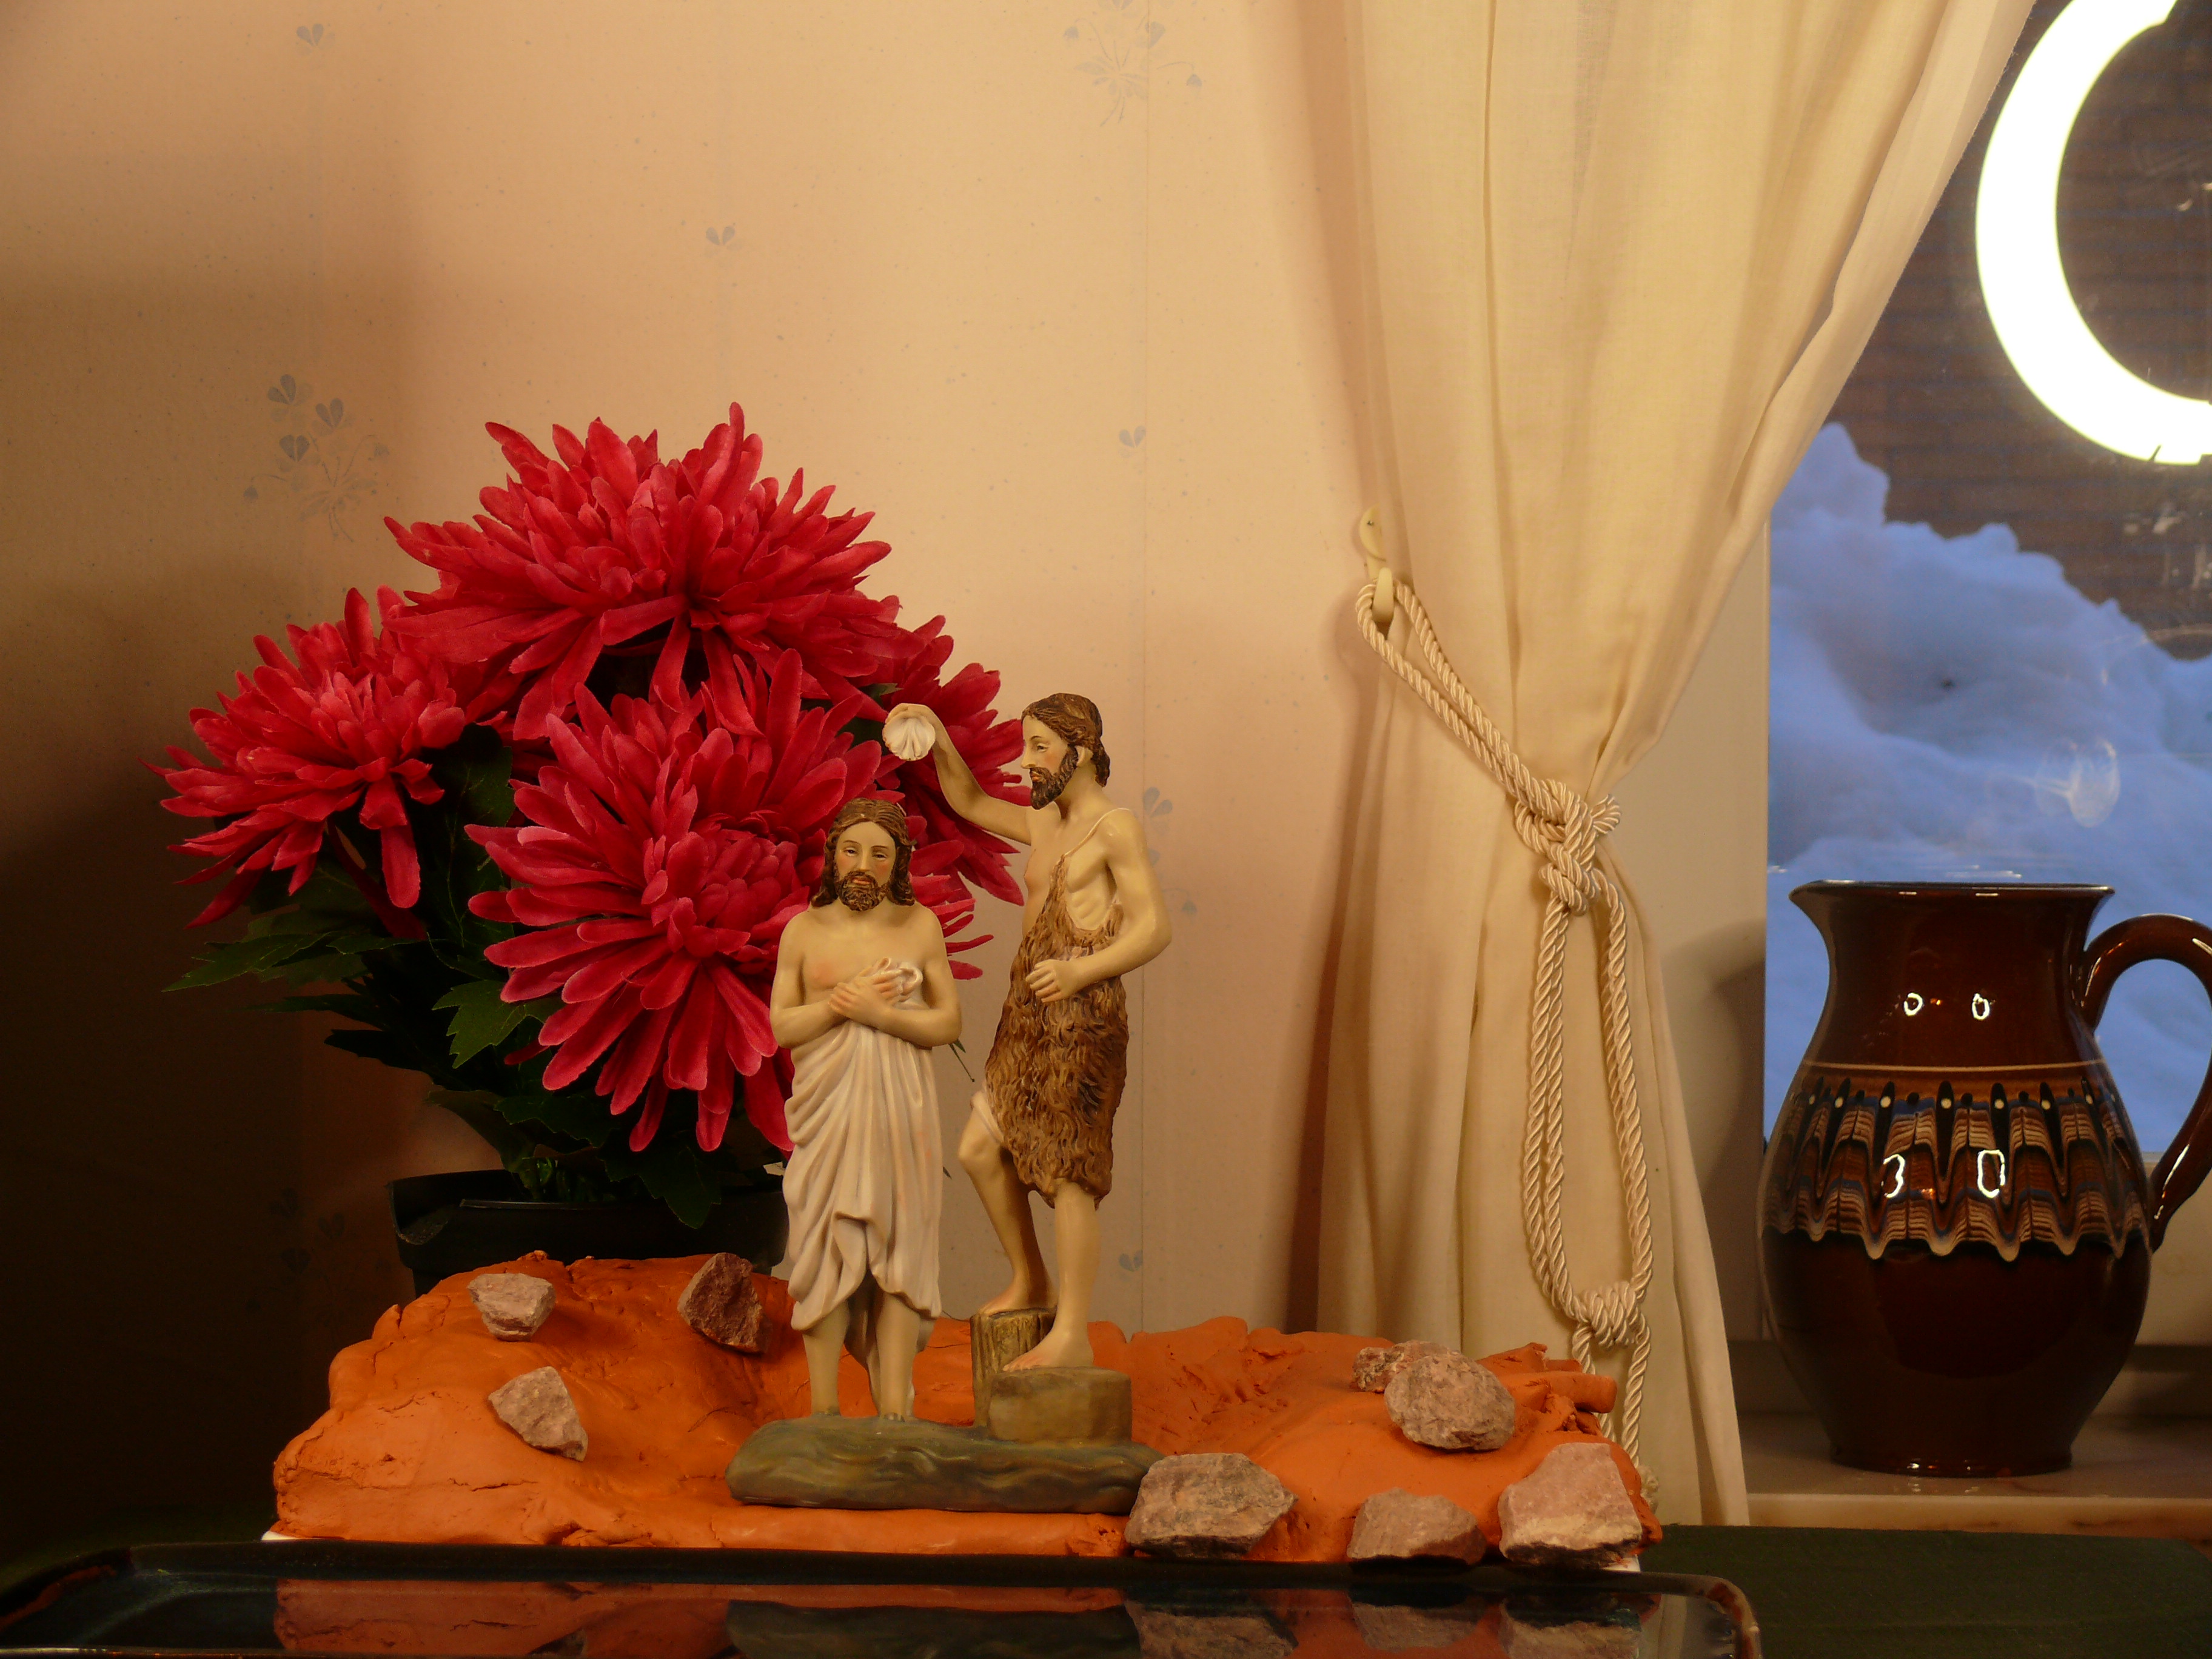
top-left (882, 692), bottom-right (1171, 1370)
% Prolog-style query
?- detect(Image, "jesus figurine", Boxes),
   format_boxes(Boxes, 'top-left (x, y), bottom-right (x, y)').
top-left (882, 692), bottom-right (1171, 1370)
top-left (769, 798), bottom-right (962, 1419)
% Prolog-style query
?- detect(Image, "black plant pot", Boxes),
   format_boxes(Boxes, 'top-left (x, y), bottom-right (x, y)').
top-left (389, 1170), bottom-right (789, 1296)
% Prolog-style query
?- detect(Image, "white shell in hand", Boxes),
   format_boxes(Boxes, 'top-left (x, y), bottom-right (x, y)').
top-left (884, 714), bottom-right (934, 761)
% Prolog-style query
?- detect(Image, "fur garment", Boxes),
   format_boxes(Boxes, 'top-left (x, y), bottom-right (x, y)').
top-left (981, 854), bottom-right (1127, 1204)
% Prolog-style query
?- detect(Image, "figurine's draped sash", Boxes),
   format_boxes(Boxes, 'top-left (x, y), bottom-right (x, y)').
top-left (783, 959), bottom-right (944, 1330)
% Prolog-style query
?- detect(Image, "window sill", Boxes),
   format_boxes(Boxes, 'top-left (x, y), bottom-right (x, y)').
top-left (1742, 1412), bottom-right (2212, 1537)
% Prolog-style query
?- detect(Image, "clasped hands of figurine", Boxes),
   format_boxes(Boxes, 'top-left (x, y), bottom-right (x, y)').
top-left (827, 964), bottom-right (904, 1028)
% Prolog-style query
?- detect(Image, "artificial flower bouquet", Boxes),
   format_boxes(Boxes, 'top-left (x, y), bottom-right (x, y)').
top-left (158, 406), bottom-right (1020, 1222)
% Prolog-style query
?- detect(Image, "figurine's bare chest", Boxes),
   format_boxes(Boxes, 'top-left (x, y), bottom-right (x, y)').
top-left (1022, 839), bottom-right (1117, 933)
top-left (800, 915), bottom-right (916, 993)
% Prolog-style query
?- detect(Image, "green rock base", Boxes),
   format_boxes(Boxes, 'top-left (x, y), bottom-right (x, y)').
top-left (726, 1413), bottom-right (1162, 1513)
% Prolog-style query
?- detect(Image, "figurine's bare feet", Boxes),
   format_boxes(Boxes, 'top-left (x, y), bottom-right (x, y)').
top-left (977, 1277), bottom-right (1055, 1317)
top-left (810, 1405), bottom-right (842, 1417)
top-left (1005, 1324), bottom-right (1093, 1371)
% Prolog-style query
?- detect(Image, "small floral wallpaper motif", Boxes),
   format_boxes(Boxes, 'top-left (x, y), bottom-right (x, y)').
top-left (295, 22), bottom-right (330, 51)
top-left (245, 374), bottom-right (388, 540)
top-left (1144, 786), bottom-right (1197, 917)
top-left (1065, 0), bottom-right (1200, 124)
top-left (705, 222), bottom-right (740, 255)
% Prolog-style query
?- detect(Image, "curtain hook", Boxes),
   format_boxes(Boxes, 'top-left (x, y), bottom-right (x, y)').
top-left (1358, 507), bottom-right (1396, 629)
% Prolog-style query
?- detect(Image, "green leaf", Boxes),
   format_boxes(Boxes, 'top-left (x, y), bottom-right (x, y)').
top-left (167, 931), bottom-right (327, 990)
top-left (321, 1025), bottom-right (418, 1070)
top-left (260, 863), bottom-right (381, 928)
top-left (431, 726), bottom-right (515, 826)
top-left (269, 992), bottom-right (381, 1021)
top-left (600, 1128), bottom-right (722, 1228)
top-left (434, 979), bottom-right (532, 1067)
top-left (593, 1089), bottom-right (777, 1227)
top-left (492, 1088), bottom-right (618, 1147)
top-left (270, 950), bottom-right (372, 987)
top-left (406, 793), bottom-right (513, 971)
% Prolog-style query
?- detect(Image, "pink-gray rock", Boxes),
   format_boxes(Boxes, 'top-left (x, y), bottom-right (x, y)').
top-left (1384, 1351), bottom-right (1517, 1451)
top-left (1352, 1601), bottom-right (1486, 1651)
top-left (1124, 1453), bottom-right (1297, 1560)
top-left (1496, 1442), bottom-right (1643, 1569)
top-left (1352, 1339), bottom-right (1456, 1393)
top-left (1347, 1487), bottom-right (1486, 1563)
top-left (1124, 1601), bottom-right (1294, 1658)
top-left (677, 1253), bottom-right (766, 1352)
top-left (1498, 1604), bottom-right (1645, 1658)
top-left (469, 1272), bottom-right (555, 1340)
top-left (487, 1366), bottom-right (588, 1460)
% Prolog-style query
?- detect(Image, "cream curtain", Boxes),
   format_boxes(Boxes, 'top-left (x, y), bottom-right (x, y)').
top-left (1319, 0), bottom-right (2033, 1521)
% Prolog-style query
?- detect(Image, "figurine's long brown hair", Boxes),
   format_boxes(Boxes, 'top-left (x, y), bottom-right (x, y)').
top-left (1022, 692), bottom-right (1110, 785)
top-left (811, 798), bottom-right (916, 907)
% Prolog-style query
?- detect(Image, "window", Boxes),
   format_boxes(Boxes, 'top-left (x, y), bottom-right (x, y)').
top-left (1766, 0), bottom-right (2212, 1153)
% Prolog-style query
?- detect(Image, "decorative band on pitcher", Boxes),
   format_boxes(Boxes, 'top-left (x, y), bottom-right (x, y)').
top-left (1761, 1068), bottom-right (2150, 1260)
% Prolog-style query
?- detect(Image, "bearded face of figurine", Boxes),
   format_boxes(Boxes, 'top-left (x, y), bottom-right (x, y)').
top-left (1022, 717), bottom-right (1084, 808)
top-left (814, 814), bottom-right (916, 916)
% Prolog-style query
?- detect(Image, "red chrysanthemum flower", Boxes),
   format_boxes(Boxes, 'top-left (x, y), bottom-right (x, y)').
top-left (469, 665), bottom-right (888, 1156)
top-left (155, 589), bottom-right (508, 928)
top-left (389, 404), bottom-right (905, 741)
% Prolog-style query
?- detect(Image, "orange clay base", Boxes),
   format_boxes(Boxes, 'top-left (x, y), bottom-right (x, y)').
top-left (273, 1255), bottom-right (1657, 1562)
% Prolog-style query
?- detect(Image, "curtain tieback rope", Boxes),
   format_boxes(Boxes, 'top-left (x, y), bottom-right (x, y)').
top-left (1353, 555), bottom-right (1657, 1484)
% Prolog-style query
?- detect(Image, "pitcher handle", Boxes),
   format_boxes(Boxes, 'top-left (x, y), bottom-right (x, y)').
top-left (2080, 913), bottom-right (2212, 1249)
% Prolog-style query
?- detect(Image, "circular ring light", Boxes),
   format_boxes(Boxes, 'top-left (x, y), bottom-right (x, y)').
top-left (1976, 0), bottom-right (2211, 463)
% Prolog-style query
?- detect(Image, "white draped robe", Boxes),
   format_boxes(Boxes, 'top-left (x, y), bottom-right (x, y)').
top-left (782, 958), bottom-right (944, 1332)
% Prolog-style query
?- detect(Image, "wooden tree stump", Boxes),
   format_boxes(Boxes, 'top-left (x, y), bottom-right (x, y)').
top-left (971, 1308), bottom-right (1053, 1418)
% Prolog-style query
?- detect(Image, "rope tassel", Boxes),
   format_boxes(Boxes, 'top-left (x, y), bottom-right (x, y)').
top-left (1354, 566), bottom-right (1656, 1484)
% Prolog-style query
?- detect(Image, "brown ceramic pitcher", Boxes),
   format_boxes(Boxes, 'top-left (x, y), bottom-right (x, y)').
top-left (1758, 882), bottom-right (2212, 1475)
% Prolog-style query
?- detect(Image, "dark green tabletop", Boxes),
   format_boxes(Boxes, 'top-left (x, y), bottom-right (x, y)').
top-left (1647, 1526), bottom-right (2212, 1659)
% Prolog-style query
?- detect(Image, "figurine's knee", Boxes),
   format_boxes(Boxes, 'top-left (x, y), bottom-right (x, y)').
top-left (957, 1106), bottom-right (1002, 1176)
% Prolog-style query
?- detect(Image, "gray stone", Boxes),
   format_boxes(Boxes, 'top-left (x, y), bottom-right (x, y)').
top-left (1125, 1600), bottom-right (1293, 1658)
top-left (1124, 1453), bottom-right (1297, 1560)
top-left (1498, 1603), bottom-right (1645, 1658)
top-left (1352, 1339), bottom-right (1455, 1393)
top-left (1347, 1487), bottom-right (1486, 1563)
top-left (468, 1272), bottom-right (555, 1340)
top-left (727, 1414), bottom-right (1159, 1513)
top-left (1352, 1601), bottom-right (1487, 1652)
top-left (487, 1366), bottom-right (587, 1460)
top-left (677, 1253), bottom-right (766, 1352)
top-left (1497, 1443), bottom-right (1644, 1569)
top-left (1384, 1351), bottom-right (1517, 1452)
top-left (987, 1366), bottom-right (1133, 1446)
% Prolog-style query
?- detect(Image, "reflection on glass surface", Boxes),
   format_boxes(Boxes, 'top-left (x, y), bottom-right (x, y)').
top-left (0, 1566), bottom-right (1751, 1658)
top-left (271, 1580), bottom-right (1706, 1658)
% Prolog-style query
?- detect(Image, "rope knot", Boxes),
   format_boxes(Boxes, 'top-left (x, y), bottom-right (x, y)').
top-left (1570, 1278), bottom-right (1649, 1355)
top-left (1511, 780), bottom-right (1620, 917)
